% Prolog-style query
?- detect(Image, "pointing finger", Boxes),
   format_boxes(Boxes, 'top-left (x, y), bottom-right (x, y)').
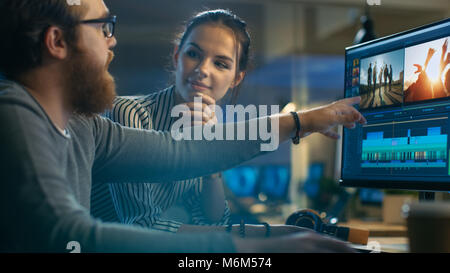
top-left (322, 131), bottom-right (340, 140)
top-left (338, 96), bottom-right (361, 106)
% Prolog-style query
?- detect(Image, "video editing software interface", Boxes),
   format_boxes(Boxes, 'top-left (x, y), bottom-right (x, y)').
top-left (341, 19), bottom-right (450, 190)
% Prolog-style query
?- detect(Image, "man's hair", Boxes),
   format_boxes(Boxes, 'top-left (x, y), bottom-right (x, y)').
top-left (0, 0), bottom-right (85, 79)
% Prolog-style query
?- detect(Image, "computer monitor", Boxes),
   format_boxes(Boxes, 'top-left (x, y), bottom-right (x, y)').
top-left (340, 18), bottom-right (450, 191)
top-left (223, 166), bottom-right (260, 197)
top-left (223, 165), bottom-right (290, 201)
top-left (258, 165), bottom-right (290, 200)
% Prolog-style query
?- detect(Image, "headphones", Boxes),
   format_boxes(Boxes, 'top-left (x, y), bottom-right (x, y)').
top-left (286, 209), bottom-right (369, 245)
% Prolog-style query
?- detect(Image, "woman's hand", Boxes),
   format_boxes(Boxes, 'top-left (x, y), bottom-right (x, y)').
top-left (179, 93), bottom-right (218, 126)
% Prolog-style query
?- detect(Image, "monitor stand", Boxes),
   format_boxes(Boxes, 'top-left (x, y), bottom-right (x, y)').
top-left (419, 192), bottom-right (435, 202)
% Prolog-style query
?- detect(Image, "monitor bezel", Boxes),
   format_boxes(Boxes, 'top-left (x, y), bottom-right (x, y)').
top-left (340, 18), bottom-right (450, 192)
top-left (344, 18), bottom-right (450, 53)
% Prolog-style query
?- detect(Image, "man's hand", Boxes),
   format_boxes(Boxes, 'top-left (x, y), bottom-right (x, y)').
top-left (299, 96), bottom-right (366, 139)
top-left (234, 231), bottom-right (356, 253)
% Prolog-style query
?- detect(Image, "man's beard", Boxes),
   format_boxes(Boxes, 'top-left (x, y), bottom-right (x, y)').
top-left (65, 48), bottom-right (116, 116)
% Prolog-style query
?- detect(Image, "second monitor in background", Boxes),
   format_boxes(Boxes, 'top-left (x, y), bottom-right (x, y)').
top-left (223, 165), bottom-right (290, 202)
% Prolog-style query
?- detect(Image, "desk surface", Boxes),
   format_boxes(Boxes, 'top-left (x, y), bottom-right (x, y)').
top-left (342, 219), bottom-right (407, 237)
top-left (260, 216), bottom-right (410, 252)
top-left (343, 220), bottom-right (409, 252)
top-left (352, 237), bottom-right (409, 253)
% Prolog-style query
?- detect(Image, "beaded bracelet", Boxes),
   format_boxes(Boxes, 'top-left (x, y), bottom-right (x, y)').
top-left (226, 223), bottom-right (233, 233)
top-left (239, 219), bottom-right (245, 238)
top-left (290, 111), bottom-right (301, 145)
top-left (261, 222), bottom-right (271, 237)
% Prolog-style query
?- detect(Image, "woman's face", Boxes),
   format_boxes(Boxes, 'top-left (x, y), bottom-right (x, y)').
top-left (174, 24), bottom-right (245, 103)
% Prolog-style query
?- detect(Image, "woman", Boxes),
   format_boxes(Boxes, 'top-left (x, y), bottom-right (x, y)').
top-left (91, 9), bottom-right (360, 237)
top-left (91, 9), bottom-right (249, 232)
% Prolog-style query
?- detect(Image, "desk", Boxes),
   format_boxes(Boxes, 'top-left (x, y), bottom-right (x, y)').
top-left (260, 216), bottom-right (410, 252)
top-left (343, 220), bottom-right (409, 252)
top-left (352, 237), bottom-right (409, 253)
top-left (342, 219), bottom-right (407, 237)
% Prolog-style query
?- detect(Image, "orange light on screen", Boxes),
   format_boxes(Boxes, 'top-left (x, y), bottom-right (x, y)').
top-left (426, 50), bottom-right (441, 84)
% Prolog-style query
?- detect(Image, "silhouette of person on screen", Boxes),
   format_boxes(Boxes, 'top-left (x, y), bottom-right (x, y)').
top-left (378, 66), bottom-right (383, 104)
top-left (373, 62), bottom-right (377, 95)
top-left (388, 65), bottom-right (393, 91)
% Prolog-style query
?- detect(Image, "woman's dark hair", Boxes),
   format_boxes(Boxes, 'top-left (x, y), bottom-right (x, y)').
top-left (173, 9), bottom-right (252, 104)
top-left (0, 0), bottom-right (85, 79)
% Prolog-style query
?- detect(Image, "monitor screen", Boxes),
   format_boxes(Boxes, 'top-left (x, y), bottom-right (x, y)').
top-left (258, 165), bottom-right (290, 200)
top-left (223, 166), bottom-right (260, 197)
top-left (223, 165), bottom-right (290, 200)
top-left (341, 18), bottom-right (450, 191)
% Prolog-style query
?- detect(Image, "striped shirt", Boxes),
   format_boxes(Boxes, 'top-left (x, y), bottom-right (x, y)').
top-left (91, 86), bottom-right (230, 232)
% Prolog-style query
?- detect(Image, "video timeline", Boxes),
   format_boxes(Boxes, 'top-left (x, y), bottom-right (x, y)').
top-left (360, 115), bottom-right (449, 175)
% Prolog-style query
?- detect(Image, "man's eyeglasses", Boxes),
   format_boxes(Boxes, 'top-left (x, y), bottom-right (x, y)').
top-left (79, 15), bottom-right (116, 38)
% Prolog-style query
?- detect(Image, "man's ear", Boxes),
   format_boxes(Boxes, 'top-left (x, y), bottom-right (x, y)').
top-left (231, 71), bottom-right (246, 88)
top-left (173, 45), bottom-right (180, 68)
top-left (43, 26), bottom-right (69, 60)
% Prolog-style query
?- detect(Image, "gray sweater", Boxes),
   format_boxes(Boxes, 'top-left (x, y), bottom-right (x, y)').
top-left (0, 80), bottom-right (268, 252)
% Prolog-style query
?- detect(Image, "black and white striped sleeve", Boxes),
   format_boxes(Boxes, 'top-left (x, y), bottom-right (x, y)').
top-left (104, 96), bottom-right (152, 129)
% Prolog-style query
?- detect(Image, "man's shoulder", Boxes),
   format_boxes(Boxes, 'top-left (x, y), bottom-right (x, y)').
top-left (0, 80), bottom-right (64, 151)
top-left (0, 79), bottom-right (45, 118)
top-left (0, 79), bottom-right (34, 102)
top-left (68, 113), bottom-right (112, 137)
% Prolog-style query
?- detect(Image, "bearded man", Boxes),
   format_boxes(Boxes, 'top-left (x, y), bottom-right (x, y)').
top-left (0, 0), bottom-right (363, 253)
